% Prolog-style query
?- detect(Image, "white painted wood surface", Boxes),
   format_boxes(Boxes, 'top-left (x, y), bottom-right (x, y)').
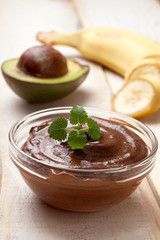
top-left (0, 0), bottom-right (160, 239)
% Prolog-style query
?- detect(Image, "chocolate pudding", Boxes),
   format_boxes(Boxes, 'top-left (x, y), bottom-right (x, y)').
top-left (18, 116), bottom-right (150, 211)
top-left (22, 117), bottom-right (148, 170)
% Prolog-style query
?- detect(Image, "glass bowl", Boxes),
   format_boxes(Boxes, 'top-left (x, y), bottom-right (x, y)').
top-left (9, 107), bottom-right (158, 212)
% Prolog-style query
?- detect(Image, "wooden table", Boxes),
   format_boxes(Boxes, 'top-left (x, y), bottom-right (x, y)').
top-left (0, 0), bottom-right (160, 239)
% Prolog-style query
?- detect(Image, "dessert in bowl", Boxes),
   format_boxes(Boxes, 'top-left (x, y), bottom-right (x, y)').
top-left (9, 107), bottom-right (158, 212)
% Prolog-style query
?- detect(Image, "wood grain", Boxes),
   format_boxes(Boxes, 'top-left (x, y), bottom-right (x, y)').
top-left (0, 0), bottom-right (160, 239)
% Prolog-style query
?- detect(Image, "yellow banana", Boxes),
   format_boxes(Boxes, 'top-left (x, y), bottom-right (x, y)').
top-left (37, 28), bottom-right (160, 118)
top-left (125, 58), bottom-right (160, 82)
top-left (112, 74), bottom-right (160, 118)
top-left (112, 58), bottom-right (160, 118)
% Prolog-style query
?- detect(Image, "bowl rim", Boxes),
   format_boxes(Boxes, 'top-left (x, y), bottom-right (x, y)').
top-left (9, 106), bottom-right (158, 173)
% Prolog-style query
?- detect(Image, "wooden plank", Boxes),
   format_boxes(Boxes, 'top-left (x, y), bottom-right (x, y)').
top-left (73, 0), bottom-right (160, 39)
top-left (142, 114), bottom-right (160, 208)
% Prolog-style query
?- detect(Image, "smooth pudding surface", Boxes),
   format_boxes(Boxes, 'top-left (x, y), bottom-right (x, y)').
top-left (22, 116), bottom-right (148, 169)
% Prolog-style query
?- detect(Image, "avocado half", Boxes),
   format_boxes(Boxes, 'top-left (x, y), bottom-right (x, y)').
top-left (1, 58), bottom-right (89, 103)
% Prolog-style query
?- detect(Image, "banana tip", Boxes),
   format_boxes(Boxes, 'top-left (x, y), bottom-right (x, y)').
top-left (36, 31), bottom-right (55, 45)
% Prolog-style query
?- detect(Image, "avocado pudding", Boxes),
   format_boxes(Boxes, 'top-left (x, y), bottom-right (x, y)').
top-left (9, 107), bottom-right (157, 212)
top-left (22, 117), bottom-right (148, 170)
top-left (18, 115), bottom-right (150, 212)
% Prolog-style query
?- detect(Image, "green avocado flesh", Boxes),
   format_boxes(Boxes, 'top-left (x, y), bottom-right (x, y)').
top-left (2, 58), bottom-right (89, 103)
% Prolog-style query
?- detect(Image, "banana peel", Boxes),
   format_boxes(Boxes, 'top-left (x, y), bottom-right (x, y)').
top-left (37, 28), bottom-right (160, 118)
top-left (125, 58), bottom-right (160, 82)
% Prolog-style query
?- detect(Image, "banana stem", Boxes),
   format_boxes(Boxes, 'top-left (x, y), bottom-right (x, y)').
top-left (37, 31), bottom-right (80, 48)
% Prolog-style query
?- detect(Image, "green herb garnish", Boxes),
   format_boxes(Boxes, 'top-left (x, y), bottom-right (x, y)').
top-left (48, 105), bottom-right (102, 149)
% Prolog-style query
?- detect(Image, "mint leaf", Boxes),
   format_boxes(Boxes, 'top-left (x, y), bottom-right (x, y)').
top-left (75, 125), bottom-right (83, 131)
top-left (70, 105), bottom-right (88, 125)
top-left (87, 118), bottom-right (102, 140)
top-left (68, 130), bottom-right (87, 149)
top-left (48, 118), bottom-right (67, 141)
top-left (48, 106), bottom-right (102, 149)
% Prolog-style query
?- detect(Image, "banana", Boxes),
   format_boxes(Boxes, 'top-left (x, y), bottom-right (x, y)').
top-left (125, 58), bottom-right (160, 82)
top-left (37, 28), bottom-right (160, 118)
top-left (111, 58), bottom-right (160, 118)
top-left (112, 74), bottom-right (160, 118)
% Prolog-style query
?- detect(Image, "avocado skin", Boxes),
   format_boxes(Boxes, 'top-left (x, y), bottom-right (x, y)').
top-left (2, 59), bottom-right (89, 103)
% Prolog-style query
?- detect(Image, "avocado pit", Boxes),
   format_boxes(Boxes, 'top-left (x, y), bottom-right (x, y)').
top-left (17, 45), bottom-right (68, 78)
